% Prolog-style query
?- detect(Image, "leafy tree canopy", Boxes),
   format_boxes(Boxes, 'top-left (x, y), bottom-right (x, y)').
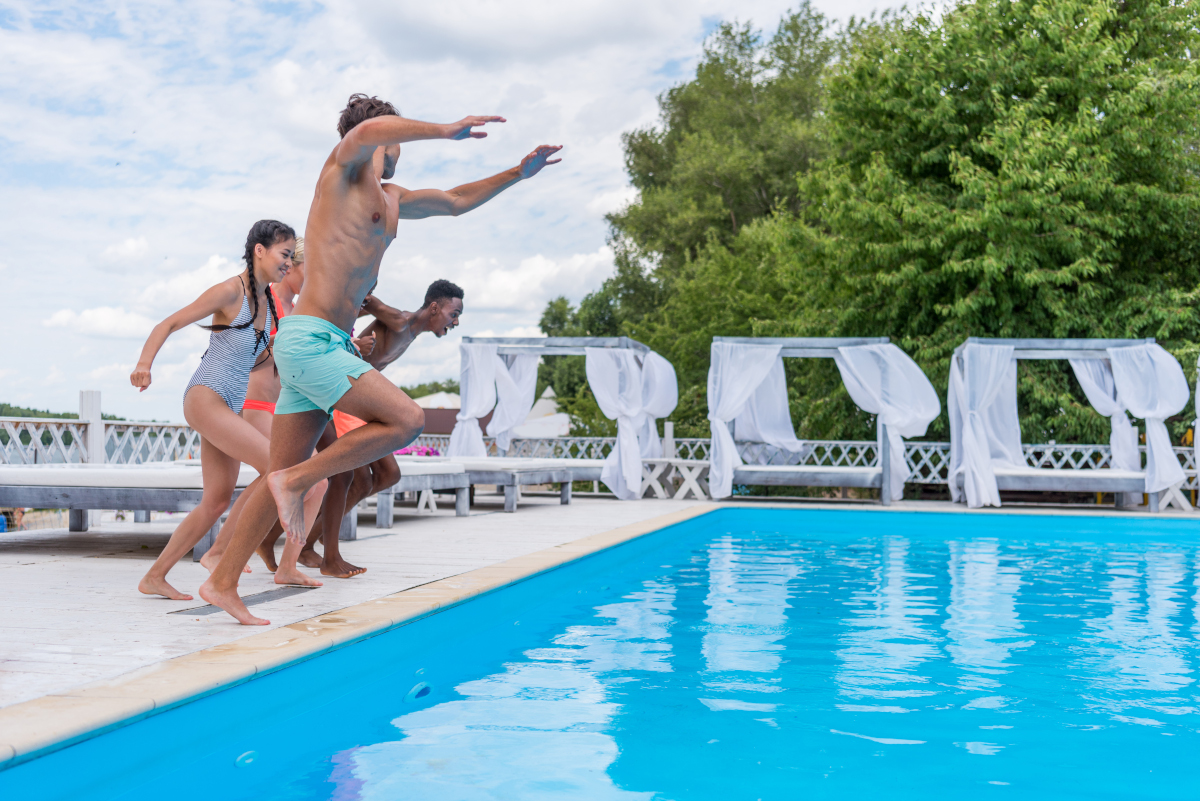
top-left (564, 0), bottom-right (1200, 444)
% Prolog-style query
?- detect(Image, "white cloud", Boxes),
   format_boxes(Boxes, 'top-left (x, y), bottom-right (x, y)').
top-left (101, 236), bottom-right (149, 262)
top-left (587, 186), bottom-right (639, 216)
top-left (460, 247), bottom-right (616, 312)
top-left (137, 255), bottom-right (242, 312)
top-left (44, 306), bottom-right (156, 339)
top-left (1, 0), bottom-right (901, 420)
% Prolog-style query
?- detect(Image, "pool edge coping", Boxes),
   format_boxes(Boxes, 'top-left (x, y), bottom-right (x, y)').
top-left (0, 502), bottom-right (721, 771)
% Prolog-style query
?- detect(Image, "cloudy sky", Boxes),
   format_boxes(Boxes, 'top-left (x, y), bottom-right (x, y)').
top-left (1, 0), bottom-right (891, 421)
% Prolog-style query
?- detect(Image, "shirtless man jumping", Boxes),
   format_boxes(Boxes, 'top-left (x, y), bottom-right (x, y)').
top-left (200, 93), bottom-right (562, 624)
top-left (297, 279), bottom-right (465, 576)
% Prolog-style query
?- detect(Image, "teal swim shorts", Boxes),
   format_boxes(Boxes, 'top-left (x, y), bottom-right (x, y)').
top-left (274, 314), bottom-right (372, 416)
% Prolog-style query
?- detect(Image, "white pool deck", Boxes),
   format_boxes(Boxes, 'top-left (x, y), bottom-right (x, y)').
top-left (2, 493), bottom-right (1191, 714)
top-left (0, 493), bottom-right (708, 710)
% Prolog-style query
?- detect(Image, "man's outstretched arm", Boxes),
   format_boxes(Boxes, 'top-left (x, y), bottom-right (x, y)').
top-left (361, 294), bottom-right (408, 330)
top-left (337, 114), bottom-right (506, 169)
top-left (393, 144), bottom-right (563, 219)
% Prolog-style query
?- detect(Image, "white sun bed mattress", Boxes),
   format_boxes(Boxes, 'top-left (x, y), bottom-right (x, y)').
top-left (0, 462), bottom-right (260, 489)
top-left (445, 456), bottom-right (606, 471)
top-left (989, 465), bottom-right (1146, 491)
top-left (0, 459), bottom-right (464, 490)
top-left (732, 464), bottom-right (882, 488)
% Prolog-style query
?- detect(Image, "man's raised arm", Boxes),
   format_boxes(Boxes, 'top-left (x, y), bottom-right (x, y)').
top-left (393, 144), bottom-right (563, 220)
top-left (336, 114), bottom-right (507, 168)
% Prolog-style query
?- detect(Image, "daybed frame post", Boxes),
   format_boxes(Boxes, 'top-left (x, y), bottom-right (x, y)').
top-left (339, 510), bottom-right (357, 541)
top-left (560, 480), bottom-right (572, 504)
top-left (70, 390), bottom-right (105, 532)
top-left (880, 423), bottom-right (892, 506)
top-left (375, 489), bottom-right (394, 529)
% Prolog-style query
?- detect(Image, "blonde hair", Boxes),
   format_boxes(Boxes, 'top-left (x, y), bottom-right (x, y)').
top-left (293, 236), bottom-right (304, 264)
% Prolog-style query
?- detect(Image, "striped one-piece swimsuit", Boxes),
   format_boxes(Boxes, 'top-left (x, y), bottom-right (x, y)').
top-left (183, 288), bottom-right (274, 414)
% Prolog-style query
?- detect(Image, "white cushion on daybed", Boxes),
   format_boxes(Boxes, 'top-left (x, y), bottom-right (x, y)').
top-left (0, 462), bottom-right (259, 489)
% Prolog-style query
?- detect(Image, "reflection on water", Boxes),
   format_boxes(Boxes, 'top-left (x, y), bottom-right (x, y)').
top-left (835, 537), bottom-right (940, 703)
top-left (336, 514), bottom-right (1200, 799)
top-left (944, 540), bottom-right (1028, 689)
top-left (346, 583), bottom-right (676, 800)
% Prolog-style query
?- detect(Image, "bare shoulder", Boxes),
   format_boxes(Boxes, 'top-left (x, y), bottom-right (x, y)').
top-left (212, 275), bottom-right (246, 310)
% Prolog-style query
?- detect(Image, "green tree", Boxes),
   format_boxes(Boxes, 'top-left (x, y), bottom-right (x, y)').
top-left (790, 0), bottom-right (1200, 441)
top-left (644, 0), bottom-right (1200, 443)
top-left (611, 3), bottom-right (837, 283)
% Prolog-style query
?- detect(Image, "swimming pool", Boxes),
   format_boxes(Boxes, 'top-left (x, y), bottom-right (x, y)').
top-left (4, 507), bottom-right (1199, 799)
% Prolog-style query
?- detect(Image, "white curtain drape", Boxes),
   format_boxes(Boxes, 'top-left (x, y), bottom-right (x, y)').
top-left (1069, 358), bottom-right (1140, 504)
top-left (1107, 343), bottom-right (1188, 493)
top-left (447, 343), bottom-right (498, 457)
top-left (586, 348), bottom-right (646, 500)
top-left (634, 351), bottom-right (679, 458)
top-left (833, 343), bottom-right (941, 501)
top-left (707, 342), bottom-right (788, 499)
top-left (732, 357), bottom-right (810, 465)
top-left (487, 354), bottom-right (540, 453)
top-left (948, 343), bottom-right (1024, 508)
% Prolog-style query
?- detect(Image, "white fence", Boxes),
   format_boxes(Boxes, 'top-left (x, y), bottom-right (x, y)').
top-left (2, 390), bottom-right (1195, 492)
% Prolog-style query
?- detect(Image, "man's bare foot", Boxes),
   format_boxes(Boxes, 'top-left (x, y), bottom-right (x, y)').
top-left (138, 574), bottom-right (192, 601)
top-left (274, 566), bottom-right (323, 587)
top-left (200, 550), bottom-right (251, 574)
top-left (268, 469), bottom-right (307, 542)
top-left (321, 556), bottom-right (367, 579)
top-left (256, 542), bottom-right (280, 573)
top-left (198, 578), bottom-right (269, 625)
top-left (298, 546), bottom-right (323, 569)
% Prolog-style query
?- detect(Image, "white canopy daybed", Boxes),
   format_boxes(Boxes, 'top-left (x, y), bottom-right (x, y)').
top-left (707, 337), bottom-right (941, 503)
top-left (948, 337), bottom-right (1191, 512)
top-left (447, 336), bottom-right (678, 503)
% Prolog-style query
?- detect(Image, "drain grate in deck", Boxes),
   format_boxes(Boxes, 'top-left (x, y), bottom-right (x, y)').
top-left (170, 585), bottom-right (320, 615)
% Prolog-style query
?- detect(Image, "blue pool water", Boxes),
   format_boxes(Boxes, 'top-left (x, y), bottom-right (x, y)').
top-left (5, 508), bottom-right (1200, 799)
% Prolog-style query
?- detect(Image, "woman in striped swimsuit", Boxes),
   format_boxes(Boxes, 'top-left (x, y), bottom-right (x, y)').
top-left (215, 237), bottom-right (331, 578)
top-left (131, 220), bottom-right (324, 600)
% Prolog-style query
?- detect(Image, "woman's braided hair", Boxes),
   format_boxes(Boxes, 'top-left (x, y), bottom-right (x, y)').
top-left (203, 219), bottom-right (294, 366)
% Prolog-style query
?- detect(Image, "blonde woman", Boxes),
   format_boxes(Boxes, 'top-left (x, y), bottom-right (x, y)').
top-left (132, 220), bottom-right (324, 600)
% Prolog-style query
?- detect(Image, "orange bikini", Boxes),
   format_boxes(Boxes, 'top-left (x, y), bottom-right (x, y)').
top-left (241, 287), bottom-right (287, 416)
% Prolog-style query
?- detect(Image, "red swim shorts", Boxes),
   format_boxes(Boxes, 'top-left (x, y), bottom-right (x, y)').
top-left (332, 410), bottom-right (367, 438)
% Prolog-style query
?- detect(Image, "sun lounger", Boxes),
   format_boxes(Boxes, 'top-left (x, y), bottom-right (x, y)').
top-left (0, 461), bottom-right (258, 534)
top-left (965, 466), bottom-right (1158, 510)
top-left (707, 337), bottom-right (940, 504)
top-left (732, 464), bottom-right (884, 493)
top-left (368, 461), bottom-right (471, 530)
top-left (949, 338), bottom-right (1191, 511)
top-left (397, 456), bottom-right (604, 512)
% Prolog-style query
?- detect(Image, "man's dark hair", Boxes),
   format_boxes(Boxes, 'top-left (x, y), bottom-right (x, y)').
top-left (337, 93), bottom-right (399, 139)
top-left (424, 279), bottom-right (464, 309)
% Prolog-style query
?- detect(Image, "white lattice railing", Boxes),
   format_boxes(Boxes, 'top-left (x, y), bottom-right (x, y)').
top-left (0, 418), bottom-right (89, 464)
top-left (2, 419), bottom-right (1197, 492)
top-left (105, 423), bottom-right (201, 463)
top-left (414, 434), bottom-right (1196, 491)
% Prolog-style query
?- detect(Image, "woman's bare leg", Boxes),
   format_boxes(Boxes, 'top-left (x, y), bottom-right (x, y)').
top-left (138, 436), bottom-right (238, 600)
top-left (199, 475), bottom-right (262, 574)
top-left (240, 408), bottom-right (284, 571)
top-left (186, 393), bottom-right (273, 573)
